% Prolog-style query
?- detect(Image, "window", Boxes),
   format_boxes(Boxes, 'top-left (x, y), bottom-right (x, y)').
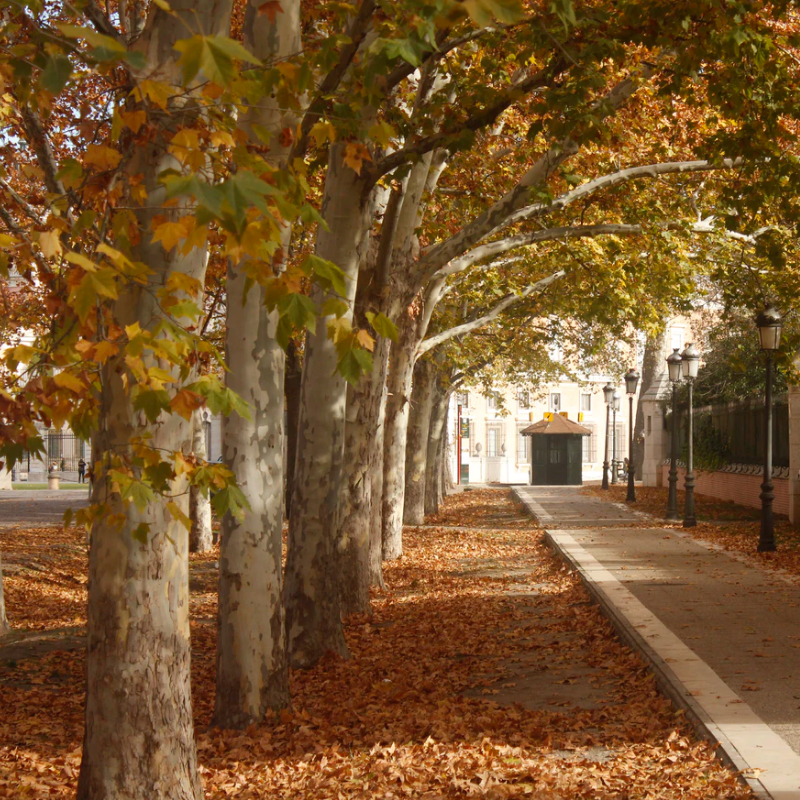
top-left (517, 424), bottom-right (530, 462)
top-left (580, 393), bottom-right (592, 412)
top-left (670, 328), bottom-right (684, 352)
top-left (486, 423), bottom-right (503, 457)
top-left (550, 392), bottom-right (562, 412)
top-left (487, 392), bottom-right (499, 411)
top-left (518, 390), bottom-right (530, 409)
top-left (646, 415), bottom-right (652, 435)
top-left (456, 391), bottom-right (469, 407)
top-left (582, 424), bottom-right (597, 463)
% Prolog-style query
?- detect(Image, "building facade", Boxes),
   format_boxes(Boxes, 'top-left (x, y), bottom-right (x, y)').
top-left (448, 377), bottom-right (636, 485)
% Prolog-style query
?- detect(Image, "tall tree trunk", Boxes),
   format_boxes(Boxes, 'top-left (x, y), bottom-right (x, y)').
top-left (403, 359), bottom-right (435, 525)
top-left (338, 336), bottom-right (390, 616)
top-left (213, 0), bottom-right (298, 727)
top-left (632, 329), bottom-right (666, 479)
top-left (381, 310), bottom-right (417, 559)
top-left (77, 4), bottom-right (231, 797)
top-left (214, 272), bottom-right (289, 727)
top-left (284, 339), bottom-right (302, 517)
top-left (0, 551), bottom-right (8, 635)
top-left (284, 143), bottom-right (369, 668)
top-left (424, 385), bottom-right (448, 516)
top-left (369, 398), bottom-right (387, 589)
top-left (189, 409), bottom-right (212, 553)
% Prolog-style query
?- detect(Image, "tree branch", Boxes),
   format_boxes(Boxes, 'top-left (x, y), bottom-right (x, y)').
top-left (417, 269), bottom-right (565, 356)
top-left (369, 54), bottom-right (568, 184)
top-left (436, 223), bottom-right (642, 278)
top-left (289, 0), bottom-right (376, 161)
top-left (415, 68), bottom-right (653, 285)
top-left (500, 158), bottom-right (742, 231)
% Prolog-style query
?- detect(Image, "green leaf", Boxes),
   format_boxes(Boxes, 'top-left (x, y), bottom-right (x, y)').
top-left (321, 297), bottom-right (349, 318)
top-left (277, 292), bottom-right (317, 332)
top-left (365, 311), bottom-right (398, 341)
top-left (337, 346), bottom-right (373, 386)
top-left (121, 479), bottom-right (156, 512)
top-left (304, 254), bottom-right (348, 297)
top-left (132, 522), bottom-right (150, 544)
top-left (174, 35), bottom-right (260, 86)
top-left (41, 55), bottom-right (72, 94)
top-left (133, 388), bottom-right (171, 422)
top-left (211, 484), bottom-right (251, 520)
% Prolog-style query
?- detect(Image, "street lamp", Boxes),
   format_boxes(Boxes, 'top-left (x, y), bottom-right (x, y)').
top-left (602, 382), bottom-right (614, 490)
top-left (666, 348), bottom-right (682, 520)
top-left (681, 343), bottom-right (700, 527)
top-left (624, 368), bottom-right (640, 502)
top-left (756, 306), bottom-right (782, 552)
top-left (611, 389), bottom-right (621, 484)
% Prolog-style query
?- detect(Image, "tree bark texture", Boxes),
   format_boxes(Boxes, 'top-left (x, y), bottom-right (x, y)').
top-left (0, 550), bottom-right (8, 635)
top-left (424, 385), bottom-right (449, 516)
top-left (284, 143), bottom-right (369, 667)
top-left (632, 328), bottom-right (666, 479)
top-left (77, 3), bottom-right (231, 797)
top-left (337, 336), bottom-right (390, 615)
top-left (284, 338), bottom-right (302, 517)
top-left (189, 409), bottom-right (213, 553)
top-left (403, 359), bottom-right (435, 525)
top-left (213, 0), bottom-right (299, 726)
top-left (214, 271), bottom-right (289, 727)
top-left (381, 309), bottom-right (418, 560)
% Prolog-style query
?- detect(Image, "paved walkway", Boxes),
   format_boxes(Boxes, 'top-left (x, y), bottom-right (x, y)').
top-left (515, 485), bottom-right (800, 800)
top-left (0, 489), bottom-right (89, 527)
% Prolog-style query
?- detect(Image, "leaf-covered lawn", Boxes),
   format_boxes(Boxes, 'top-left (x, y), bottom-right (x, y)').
top-left (585, 483), bottom-right (800, 577)
top-left (0, 490), bottom-right (750, 798)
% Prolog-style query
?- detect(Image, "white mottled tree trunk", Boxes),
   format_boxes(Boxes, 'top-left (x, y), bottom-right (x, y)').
top-left (403, 359), bottom-right (435, 525)
top-left (213, 0), bottom-right (298, 726)
top-left (214, 268), bottom-right (288, 726)
top-left (77, 3), bottom-right (231, 797)
top-left (284, 143), bottom-right (368, 667)
top-left (424, 386), bottom-right (449, 516)
top-left (338, 336), bottom-right (390, 615)
top-left (381, 310), bottom-right (417, 560)
top-left (0, 551), bottom-right (8, 635)
top-left (189, 409), bottom-right (212, 553)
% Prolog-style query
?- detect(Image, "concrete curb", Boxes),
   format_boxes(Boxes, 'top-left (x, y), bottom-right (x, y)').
top-left (513, 487), bottom-right (800, 800)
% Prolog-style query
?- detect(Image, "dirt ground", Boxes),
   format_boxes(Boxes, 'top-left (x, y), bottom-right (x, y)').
top-left (0, 490), bottom-right (750, 798)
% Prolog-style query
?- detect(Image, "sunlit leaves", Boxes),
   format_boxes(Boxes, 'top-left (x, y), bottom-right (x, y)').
top-left (174, 35), bottom-right (260, 85)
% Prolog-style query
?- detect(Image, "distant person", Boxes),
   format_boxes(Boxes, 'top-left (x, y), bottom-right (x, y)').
top-left (78, 458), bottom-right (86, 483)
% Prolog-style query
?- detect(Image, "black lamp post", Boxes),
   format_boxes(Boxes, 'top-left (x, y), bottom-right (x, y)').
top-left (666, 348), bottom-right (682, 520)
top-left (602, 382), bottom-right (614, 489)
top-left (611, 389), bottom-right (621, 484)
top-left (624, 368), bottom-right (640, 502)
top-left (681, 343), bottom-right (700, 527)
top-left (756, 306), bottom-right (782, 552)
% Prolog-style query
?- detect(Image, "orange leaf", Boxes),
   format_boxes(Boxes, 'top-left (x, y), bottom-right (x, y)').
top-left (343, 142), bottom-right (371, 176)
top-left (170, 389), bottom-right (205, 420)
top-left (257, 0), bottom-right (283, 21)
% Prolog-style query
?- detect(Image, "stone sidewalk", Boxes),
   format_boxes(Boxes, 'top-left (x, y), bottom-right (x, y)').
top-left (0, 489), bottom-right (89, 527)
top-left (515, 485), bottom-right (800, 800)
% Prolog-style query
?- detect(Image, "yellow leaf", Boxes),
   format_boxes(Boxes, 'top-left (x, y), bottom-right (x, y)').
top-left (343, 142), bottom-right (371, 176)
top-left (65, 250), bottom-right (98, 271)
top-left (54, 370), bottom-right (84, 393)
top-left (94, 341), bottom-right (119, 363)
top-left (119, 109), bottom-right (147, 133)
top-left (39, 229), bottom-right (62, 258)
top-left (134, 79), bottom-right (173, 109)
top-left (368, 120), bottom-right (395, 149)
top-left (152, 221), bottom-right (185, 251)
top-left (356, 329), bottom-right (375, 352)
top-left (84, 144), bottom-right (123, 171)
top-left (309, 120), bottom-right (335, 148)
top-left (210, 130), bottom-right (235, 148)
